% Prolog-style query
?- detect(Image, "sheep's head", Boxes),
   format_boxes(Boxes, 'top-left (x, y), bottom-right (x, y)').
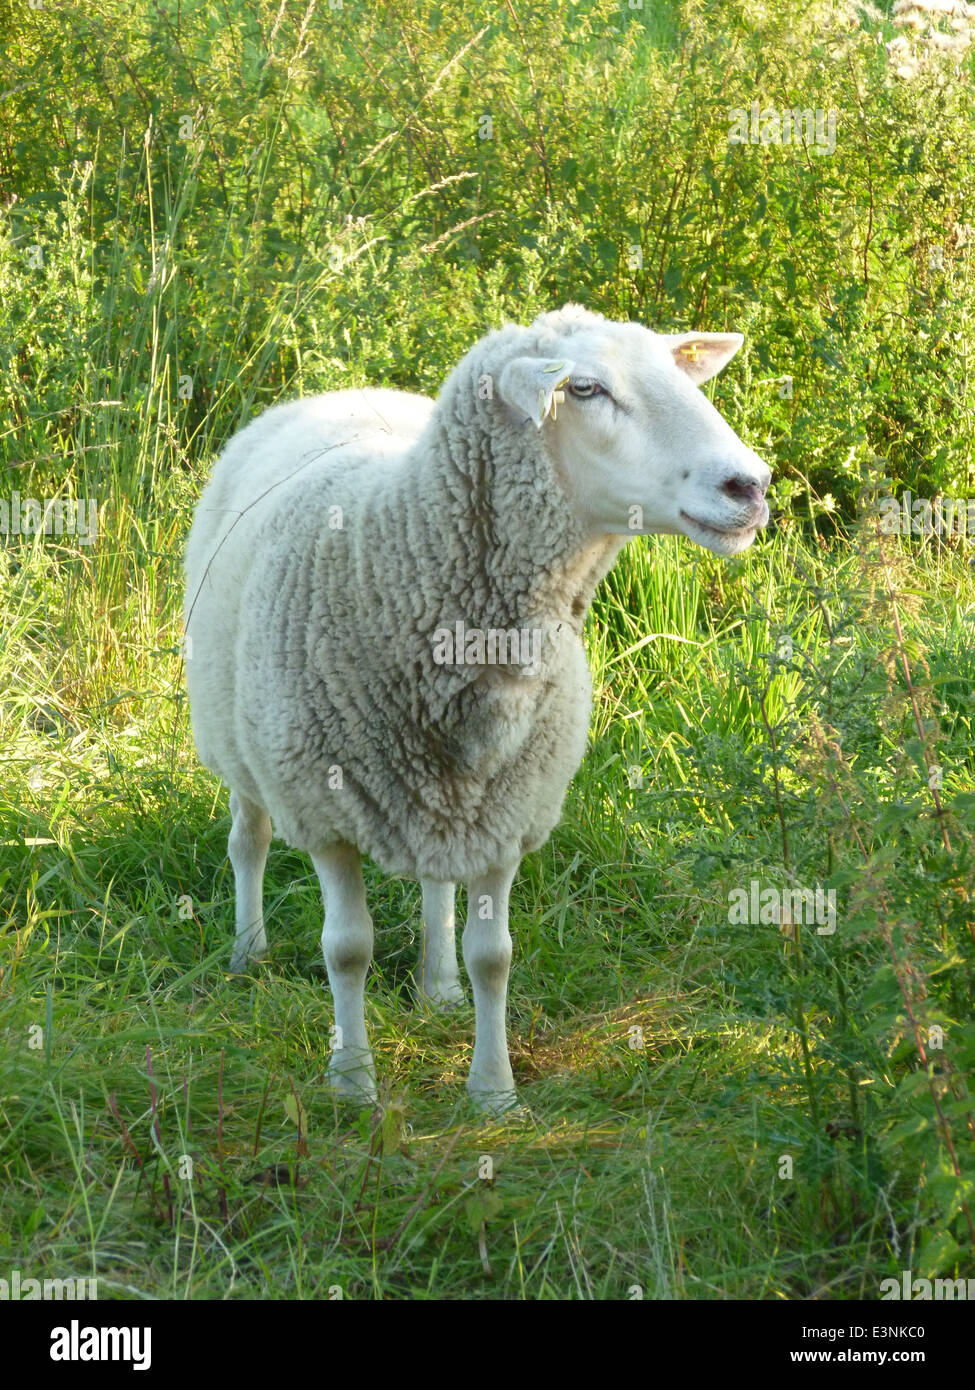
top-left (497, 304), bottom-right (771, 557)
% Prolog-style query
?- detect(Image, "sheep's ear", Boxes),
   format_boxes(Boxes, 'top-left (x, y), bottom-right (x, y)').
top-left (665, 332), bottom-right (744, 386)
top-left (498, 357), bottom-right (576, 428)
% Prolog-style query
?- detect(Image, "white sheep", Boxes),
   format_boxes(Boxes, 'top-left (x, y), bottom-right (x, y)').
top-left (183, 304), bottom-right (770, 1111)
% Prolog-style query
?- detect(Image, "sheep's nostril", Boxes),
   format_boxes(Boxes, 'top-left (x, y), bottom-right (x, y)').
top-left (721, 474), bottom-right (764, 505)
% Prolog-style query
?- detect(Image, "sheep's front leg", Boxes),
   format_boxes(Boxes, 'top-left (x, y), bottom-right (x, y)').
top-left (464, 862), bottom-right (520, 1112)
top-left (418, 879), bottom-right (465, 1007)
top-left (312, 844), bottom-right (378, 1105)
top-left (228, 790), bottom-right (272, 972)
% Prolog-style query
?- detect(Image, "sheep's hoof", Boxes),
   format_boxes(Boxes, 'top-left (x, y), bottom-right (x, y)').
top-left (419, 981), bottom-right (467, 1010)
top-left (229, 931), bottom-right (267, 974)
top-left (328, 1066), bottom-right (378, 1107)
top-left (228, 951), bottom-right (263, 974)
top-left (466, 1082), bottom-right (521, 1116)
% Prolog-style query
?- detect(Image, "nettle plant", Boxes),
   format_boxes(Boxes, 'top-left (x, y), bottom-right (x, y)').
top-left (658, 533), bottom-right (975, 1263)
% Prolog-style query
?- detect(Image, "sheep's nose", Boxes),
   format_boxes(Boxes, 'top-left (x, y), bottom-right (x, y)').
top-left (721, 466), bottom-right (770, 505)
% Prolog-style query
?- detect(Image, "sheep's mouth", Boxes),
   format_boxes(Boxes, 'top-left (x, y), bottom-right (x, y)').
top-left (679, 510), bottom-right (760, 540)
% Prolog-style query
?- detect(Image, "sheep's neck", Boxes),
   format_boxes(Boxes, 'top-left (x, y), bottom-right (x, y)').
top-left (415, 420), bottom-right (622, 634)
top-left (525, 530), bottom-right (625, 630)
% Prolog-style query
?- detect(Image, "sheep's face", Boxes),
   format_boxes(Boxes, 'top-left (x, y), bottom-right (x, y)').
top-left (498, 312), bottom-right (771, 556)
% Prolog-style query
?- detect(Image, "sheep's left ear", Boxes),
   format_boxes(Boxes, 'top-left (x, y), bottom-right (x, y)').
top-left (664, 332), bottom-right (744, 386)
top-left (498, 357), bottom-right (576, 427)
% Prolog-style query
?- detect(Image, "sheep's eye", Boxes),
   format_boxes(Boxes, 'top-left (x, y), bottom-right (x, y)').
top-left (567, 379), bottom-right (605, 399)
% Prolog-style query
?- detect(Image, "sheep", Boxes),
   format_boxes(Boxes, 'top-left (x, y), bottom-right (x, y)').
top-left (183, 304), bottom-right (771, 1112)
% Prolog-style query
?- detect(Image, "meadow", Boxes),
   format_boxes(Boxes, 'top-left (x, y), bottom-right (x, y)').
top-left (1, 0), bottom-right (974, 1299)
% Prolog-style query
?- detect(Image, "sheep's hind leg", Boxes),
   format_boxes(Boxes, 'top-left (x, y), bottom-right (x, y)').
top-left (313, 844), bottom-right (378, 1105)
top-left (418, 879), bottom-right (465, 1007)
top-left (228, 790), bottom-right (272, 972)
top-left (464, 862), bottom-right (520, 1112)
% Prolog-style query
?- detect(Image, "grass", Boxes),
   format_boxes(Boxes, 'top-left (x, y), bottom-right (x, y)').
top-left (2, 510), bottom-right (973, 1298)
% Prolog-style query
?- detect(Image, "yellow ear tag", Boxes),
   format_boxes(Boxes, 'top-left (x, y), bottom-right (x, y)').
top-left (539, 367), bottom-right (571, 420)
top-left (679, 343), bottom-right (703, 363)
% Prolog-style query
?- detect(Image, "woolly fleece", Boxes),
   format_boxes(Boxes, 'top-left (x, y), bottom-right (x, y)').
top-left (184, 306), bottom-right (625, 881)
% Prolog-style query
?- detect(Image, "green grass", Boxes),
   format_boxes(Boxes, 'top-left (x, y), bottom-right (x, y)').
top-left (1, 0), bottom-right (974, 1300)
top-left (2, 514), bottom-right (973, 1297)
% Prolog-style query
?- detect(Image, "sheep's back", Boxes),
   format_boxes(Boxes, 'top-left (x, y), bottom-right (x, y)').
top-left (183, 389), bottom-right (432, 802)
